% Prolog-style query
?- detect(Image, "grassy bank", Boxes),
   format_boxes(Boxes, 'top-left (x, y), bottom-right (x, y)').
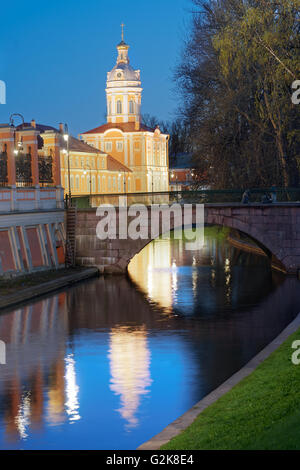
top-left (162, 327), bottom-right (300, 450)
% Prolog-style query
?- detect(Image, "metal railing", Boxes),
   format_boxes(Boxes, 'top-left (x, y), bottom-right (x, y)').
top-left (0, 151), bottom-right (8, 186)
top-left (38, 155), bottom-right (53, 186)
top-left (71, 187), bottom-right (300, 208)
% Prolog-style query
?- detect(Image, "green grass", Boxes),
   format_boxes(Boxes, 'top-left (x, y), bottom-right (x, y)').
top-left (162, 327), bottom-right (300, 450)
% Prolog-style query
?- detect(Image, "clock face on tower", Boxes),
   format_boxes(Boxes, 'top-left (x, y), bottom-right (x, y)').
top-left (117, 72), bottom-right (122, 79)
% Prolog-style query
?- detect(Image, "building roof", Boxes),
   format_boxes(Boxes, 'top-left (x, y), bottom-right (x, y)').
top-left (107, 61), bottom-right (139, 82)
top-left (16, 122), bottom-right (107, 155)
top-left (17, 123), bottom-right (58, 133)
top-left (68, 136), bottom-right (105, 154)
top-left (82, 122), bottom-right (156, 135)
top-left (106, 155), bottom-right (132, 173)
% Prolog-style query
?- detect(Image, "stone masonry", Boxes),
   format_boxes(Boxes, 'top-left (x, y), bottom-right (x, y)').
top-left (75, 204), bottom-right (300, 275)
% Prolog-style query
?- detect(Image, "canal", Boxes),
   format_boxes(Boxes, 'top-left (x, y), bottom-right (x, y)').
top-left (0, 226), bottom-right (299, 450)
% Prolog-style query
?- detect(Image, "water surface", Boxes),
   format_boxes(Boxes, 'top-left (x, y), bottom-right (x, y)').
top-left (0, 227), bottom-right (299, 449)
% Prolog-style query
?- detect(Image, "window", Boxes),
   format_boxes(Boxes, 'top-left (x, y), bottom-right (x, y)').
top-left (102, 158), bottom-right (105, 168)
top-left (113, 176), bottom-right (116, 190)
top-left (117, 142), bottom-right (123, 152)
top-left (108, 176), bottom-right (111, 191)
top-left (117, 100), bottom-right (122, 114)
top-left (75, 175), bottom-right (80, 190)
top-left (129, 100), bottom-right (134, 114)
top-left (102, 176), bottom-right (106, 191)
top-left (70, 175), bottom-right (74, 190)
top-left (64, 175), bottom-right (68, 189)
top-left (92, 176), bottom-right (96, 193)
top-left (108, 101), bottom-right (112, 115)
top-left (105, 142), bottom-right (112, 152)
top-left (98, 176), bottom-right (101, 192)
top-left (81, 157), bottom-right (84, 168)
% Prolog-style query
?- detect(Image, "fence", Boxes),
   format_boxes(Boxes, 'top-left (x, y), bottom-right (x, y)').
top-left (71, 188), bottom-right (300, 208)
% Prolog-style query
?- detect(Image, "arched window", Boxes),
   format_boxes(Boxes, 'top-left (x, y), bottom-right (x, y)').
top-left (129, 100), bottom-right (134, 114)
top-left (117, 100), bottom-right (122, 114)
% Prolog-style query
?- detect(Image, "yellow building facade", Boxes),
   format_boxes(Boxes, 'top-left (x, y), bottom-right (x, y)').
top-left (59, 132), bottom-right (131, 197)
top-left (80, 35), bottom-right (169, 194)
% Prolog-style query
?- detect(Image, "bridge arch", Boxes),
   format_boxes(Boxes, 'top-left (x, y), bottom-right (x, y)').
top-left (76, 204), bottom-right (300, 275)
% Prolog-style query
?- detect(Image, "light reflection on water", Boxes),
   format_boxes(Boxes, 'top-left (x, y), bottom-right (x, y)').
top-left (0, 227), bottom-right (299, 449)
top-left (108, 326), bottom-right (152, 429)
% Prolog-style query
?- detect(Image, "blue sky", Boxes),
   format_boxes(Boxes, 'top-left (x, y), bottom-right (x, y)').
top-left (0, 0), bottom-right (191, 136)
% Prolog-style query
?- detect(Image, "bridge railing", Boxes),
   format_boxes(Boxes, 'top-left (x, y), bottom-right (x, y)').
top-left (71, 188), bottom-right (300, 208)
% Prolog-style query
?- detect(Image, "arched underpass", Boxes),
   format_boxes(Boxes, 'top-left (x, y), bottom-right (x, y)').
top-left (75, 203), bottom-right (300, 274)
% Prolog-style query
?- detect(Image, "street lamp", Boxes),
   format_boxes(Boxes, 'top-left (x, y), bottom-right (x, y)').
top-left (63, 123), bottom-right (71, 202)
top-left (83, 164), bottom-right (92, 196)
top-left (119, 170), bottom-right (126, 194)
top-left (148, 168), bottom-right (154, 194)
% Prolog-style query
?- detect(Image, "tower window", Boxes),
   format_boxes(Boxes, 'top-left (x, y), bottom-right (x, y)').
top-left (129, 100), bottom-right (134, 114)
top-left (117, 100), bottom-right (122, 114)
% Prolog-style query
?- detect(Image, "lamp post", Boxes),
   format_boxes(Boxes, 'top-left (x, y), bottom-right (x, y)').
top-left (148, 168), bottom-right (154, 193)
top-left (119, 170), bottom-right (126, 194)
top-left (63, 124), bottom-right (71, 203)
top-left (83, 164), bottom-right (92, 197)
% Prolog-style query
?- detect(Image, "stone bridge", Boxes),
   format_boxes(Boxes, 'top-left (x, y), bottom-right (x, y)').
top-left (75, 203), bottom-right (300, 275)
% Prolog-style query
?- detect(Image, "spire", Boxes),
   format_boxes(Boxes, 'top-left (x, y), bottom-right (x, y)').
top-left (117, 24), bottom-right (129, 64)
top-left (121, 22), bottom-right (125, 42)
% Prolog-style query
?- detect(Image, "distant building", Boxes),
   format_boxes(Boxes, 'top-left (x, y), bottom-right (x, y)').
top-left (169, 153), bottom-right (195, 191)
top-left (80, 33), bottom-right (169, 194)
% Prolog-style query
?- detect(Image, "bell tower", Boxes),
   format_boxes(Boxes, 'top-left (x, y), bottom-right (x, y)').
top-left (106, 25), bottom-right (142, 127)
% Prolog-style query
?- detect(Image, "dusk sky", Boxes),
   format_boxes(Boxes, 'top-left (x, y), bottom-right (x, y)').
top-left (0, 0), bottom-right (191, 136)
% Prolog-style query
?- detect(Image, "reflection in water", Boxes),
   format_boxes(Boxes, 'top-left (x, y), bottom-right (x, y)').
top-left (0, 226), bottom-right (299, 449)
top-left (108, 327), bottom-right (152, 429)
top-left (128, 227), bottom-right (275, 317)
top-left (15, 392), bottom-right (31, 440)
top-left (65, 354), bottom-right (81, 423)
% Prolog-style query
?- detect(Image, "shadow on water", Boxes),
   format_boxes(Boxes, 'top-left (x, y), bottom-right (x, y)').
top-left (0, 226), bottom-right (299, 449)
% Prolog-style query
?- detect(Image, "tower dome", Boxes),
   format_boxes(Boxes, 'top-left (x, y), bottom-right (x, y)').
top-left (106, 27), bottom-right (142, 125)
